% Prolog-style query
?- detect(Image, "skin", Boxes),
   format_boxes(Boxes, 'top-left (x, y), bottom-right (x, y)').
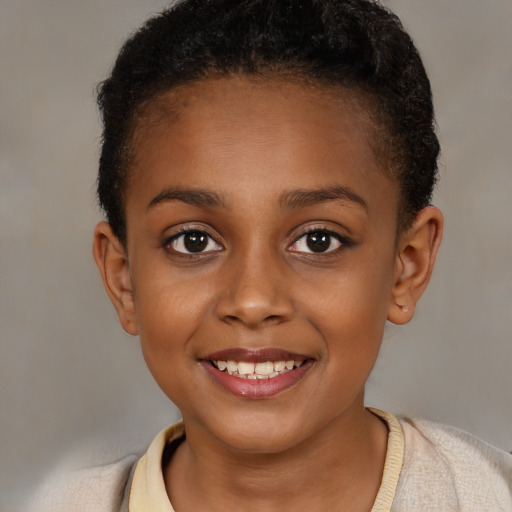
top-left (93, 76), bottom-right (443, 511)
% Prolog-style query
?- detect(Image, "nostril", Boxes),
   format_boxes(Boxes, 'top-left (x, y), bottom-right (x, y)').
top-left (221, 312), bottom-right (287, 328)
top-left (214, 275), bottom-right (294, 327)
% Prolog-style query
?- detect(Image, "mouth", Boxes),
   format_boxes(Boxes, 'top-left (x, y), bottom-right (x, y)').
top-left (200, 348), bottom-right (314, 398)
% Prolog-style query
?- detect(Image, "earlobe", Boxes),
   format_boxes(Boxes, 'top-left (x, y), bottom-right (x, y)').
top-left (92, 221), bottom-right (139, 335)
top-left (387, 207), bottom-right (444, 325)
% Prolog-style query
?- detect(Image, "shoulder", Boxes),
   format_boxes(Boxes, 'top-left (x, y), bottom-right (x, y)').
top-left (26, 452), bottom-right (140, 512)
top-left (393, 416), bottom-right (512, 511)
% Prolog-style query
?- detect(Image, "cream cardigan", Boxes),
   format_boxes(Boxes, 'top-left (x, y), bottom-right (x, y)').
top-left (28, 411), bottom-right (512, 512)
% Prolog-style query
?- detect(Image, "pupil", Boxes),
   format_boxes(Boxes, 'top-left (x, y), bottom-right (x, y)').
top-left (306, 232), bottom-right (330, 252)
top-left (184, 232), bottom-right (208, 252)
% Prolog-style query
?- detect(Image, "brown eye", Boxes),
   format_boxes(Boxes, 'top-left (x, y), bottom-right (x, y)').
top-left (169, 230), bottom-right (222, 254)
top-left (184, 231), bottom-right (208, 252)
top-left (306, 232), bottom-right (331, 253)
top-left (289, 230), bottom-right (343, 254)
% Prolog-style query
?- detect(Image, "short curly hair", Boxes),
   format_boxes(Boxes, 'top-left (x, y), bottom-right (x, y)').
top-left (97, 0), bottom-right (439, 244)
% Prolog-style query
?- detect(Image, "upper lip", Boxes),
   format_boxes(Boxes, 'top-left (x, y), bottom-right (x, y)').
top-left (202, 348), bottom-right (311, 363)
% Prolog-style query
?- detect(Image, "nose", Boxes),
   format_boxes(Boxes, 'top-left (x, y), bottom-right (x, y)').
top-left (214, 250), bottom-right (294, 329)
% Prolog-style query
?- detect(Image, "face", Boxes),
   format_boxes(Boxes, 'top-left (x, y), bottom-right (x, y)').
top-left (120, 77), bottom-right (402, 453)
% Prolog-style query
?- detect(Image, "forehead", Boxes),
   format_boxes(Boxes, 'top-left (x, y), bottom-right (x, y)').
top-left (127, 76), bottom-right (398, 217)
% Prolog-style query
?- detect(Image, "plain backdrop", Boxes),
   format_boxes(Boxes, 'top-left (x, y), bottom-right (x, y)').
top-left (1, 1), bottom-right (511, 510)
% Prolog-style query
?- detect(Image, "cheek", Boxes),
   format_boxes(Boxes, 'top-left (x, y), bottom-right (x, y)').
top-left (304, 262), bottom-right (393, 328)
top-left (134, 270), bottom-right (214, 370)
top-left (135, 287), bottom-right (204, 408)
top-left (296, 251), bottom-right (395, 360)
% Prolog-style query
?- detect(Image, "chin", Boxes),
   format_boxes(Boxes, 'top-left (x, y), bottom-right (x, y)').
top-left (222, 431), bottom-right (302, 455)
top-left (207, 412), bottom-right (313, 455)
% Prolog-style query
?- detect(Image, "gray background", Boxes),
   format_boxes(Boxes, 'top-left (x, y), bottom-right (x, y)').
top-left (1, 1), bottom-right (511, 510)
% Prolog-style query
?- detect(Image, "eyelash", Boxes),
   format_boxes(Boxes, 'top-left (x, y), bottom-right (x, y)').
top-left (162, 226), bottom-right (351, 257)
top-left (162, 227), bottom-right (223, 256)
top-left (289, 227), bottom-right (350, 255)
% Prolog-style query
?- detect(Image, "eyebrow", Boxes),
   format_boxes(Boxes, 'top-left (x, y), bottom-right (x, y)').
top-left (147, 188), bottom-right (227, 210)
top-left (147, 185), bottom-right (368, 212)
top-left (279, 186), bottom-right (368, 211)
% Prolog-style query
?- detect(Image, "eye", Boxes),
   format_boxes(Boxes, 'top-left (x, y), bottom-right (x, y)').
top-left (289, 230), bottom-right (343, 254)
top-left (166, 230), bottom-right (222, 254)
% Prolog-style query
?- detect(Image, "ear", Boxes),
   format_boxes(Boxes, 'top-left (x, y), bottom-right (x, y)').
top-left (92, 221), bottom-right (139, 335)
top-left (387, 207), bottom-right (444, 325)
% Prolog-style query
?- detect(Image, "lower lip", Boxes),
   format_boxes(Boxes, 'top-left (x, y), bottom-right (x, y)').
top-left (200, 359), bottom-right (314, 399)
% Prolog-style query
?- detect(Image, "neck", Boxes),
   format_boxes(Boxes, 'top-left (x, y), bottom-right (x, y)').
top-left (165, 404), bottom-right (388, 512)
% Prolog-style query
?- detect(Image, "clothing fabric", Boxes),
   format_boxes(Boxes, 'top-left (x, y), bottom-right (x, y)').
top-left (28, 411), bottom-right (512, 512)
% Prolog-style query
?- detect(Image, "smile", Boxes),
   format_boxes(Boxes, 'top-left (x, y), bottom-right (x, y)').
top-left (201, 349), bottom-right (314, 398)
top-left (211, 360), bottom-right (304, 379)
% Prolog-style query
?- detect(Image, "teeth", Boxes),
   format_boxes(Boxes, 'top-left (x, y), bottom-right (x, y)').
top-left (238, 362), bottom-right (255, 375)
top-left (213, 359), bottom-right (306, 379)
top-left (274, 361), bottom-right (286, 372)
top-left (255, 361), bottom-right (274, 375)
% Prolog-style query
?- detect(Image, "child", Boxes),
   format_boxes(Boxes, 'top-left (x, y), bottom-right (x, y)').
top-left (30, 0), bottom-right (512, 510)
